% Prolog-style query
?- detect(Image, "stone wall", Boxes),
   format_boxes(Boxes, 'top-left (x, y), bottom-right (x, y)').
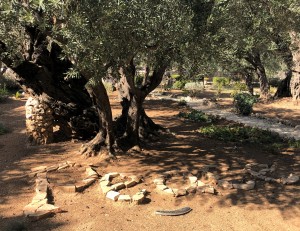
top-left (25, 97), bottom-right (54, 144)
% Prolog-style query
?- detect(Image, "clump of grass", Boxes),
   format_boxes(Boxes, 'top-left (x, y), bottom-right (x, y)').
top-left (198, 124), bottom-right (299, 152)
top-left (178, 109), bottom-right (215, 123)
top-left (0, 122), bottom-right (8, 135)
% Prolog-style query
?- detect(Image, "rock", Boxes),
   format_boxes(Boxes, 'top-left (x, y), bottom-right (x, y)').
top-left (233, 180), bottom-right (255, 190)
top-left (66, 161), bottom-right (76, 166)
top-left (106, 191), bottom-right (120, 201)
top-left (27, 210), bottom-right (54, 221)
top-left (218, 180), bottom-right (233, 189)
top-left (100, 180), bottom-right (111, 187)
top-left (132, 193), bottom-right (145, 204)
top-left (186, 186), bottom-right (197, 194)
top-left (118, 195), bottom-right (131, 202)
top-left (107, 172), bottom-right (120, 179)
top-left (157, 184), bottom-right (168, 191)
top-left (31, 166), bottom-right (47, 173)
top-left (130, 175), bottom-right (142, 183)
top-left (189, 176), bottom-right (198, 184)
top-left (163, 188), bottom-right (174, 195)
top-left (32, 192), bottom-right (47, 201)
top-left (173, 189), bottom-right (187, 197)
top-left (111, 182), bottom-right (125, 191)
top-left (282, 174), bottom-right (299, 185)
top-left (57, 163), bottom-right (69, 170)
top-left (124, 181), bottom-right (137, 188)
top-left (37, 172), bottom-right (47, 179)
top-left (82, 178), bottom-right (96, 186)
top-left (153, 178), bottom-right (165, 185)
top-left (46, 165), bottom-right (58, 172)
top-left (202, 186), bottom-right (215, 194)
top-left (197, 180), bottom-right (206, 187)
top-left (86, 167), bottom-right (99, 178)
top-left (101, 186), bottom-right (112, 195)
top-left (37, 204), bottom-right (61, 213)
top-left (57, 184), bottom-right (76, 193)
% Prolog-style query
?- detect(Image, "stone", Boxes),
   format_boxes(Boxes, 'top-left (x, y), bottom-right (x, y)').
top-left (163, 188), bottom-right (174, 195)
top-left (106, 191), bottom-right (120, 201)
top-left (101, 186), bottom-right (112, 195)
top-left (233, 181), bottom-right (255, 190)
top-left (46, 165), bottom-right (58, 172)
top-left (31, 166), bottom-right (47, 173)
top-left (107, 172), bottom-right (120, 179)
top-left (111, 182), bottom-right (125, 191)
top-left (86, 167), bottom-right (99, 178)
top-left (37, 204), bottom-right (61, 213)
top-left (153, 178), bottom-right (165, 185)
top-left (202, 186), bottom-right (215, 194)
top-left (57, 163), bottom-right (69, 170)
top-left (66, 161), bottom-right (76, 166)
top-left (32, 192), bottom-right (47, 201)
top-left (173, 189), bottom-right (187, 197)
top-left (124, 181), bottom-right (137, 188)
top-left (100, 180), bottom-right (111, 187)
top-left (118, 195), bottom-right (131, 202)
top-left (37, 172), bottom-right (47, 179)
top-left (156, 184), bottom-right (168, 191)
top-left (282, 174), bottom-right (299, 185)
top-left (27, 210), bottom-right (54, 221)
top-left (197, 180), bottom-right (206, 187)
top-left (132, 193), bottom-right (145, 204)
top-left (36, 183), bottom-right (48, 194)
top-left (58, 184), bottom-right (76, 193)
top-left (82, 178), bottom-right (96, 185)
top-left (189, 176), bottom-right (198, 184)
top-left (130, 175), bottom-right (142, 183)
top-left (218, 180), bottom-right (233, 189)
top-left (186, 186), bottom-right (197, 194)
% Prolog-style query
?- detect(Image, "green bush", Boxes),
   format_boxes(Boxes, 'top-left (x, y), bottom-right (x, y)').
top-left (178, 109), bottom-right (214, 123)
top-left (103, 81), bottom-right (115, 93)
top-left (212, 77), bottom-right (230, 87)
top-left (233, 92), bottom-right (257, 116)
top-left (230, 82), bottom-right (248, 97)
top-left (172, 80), bottom-right (186, 90)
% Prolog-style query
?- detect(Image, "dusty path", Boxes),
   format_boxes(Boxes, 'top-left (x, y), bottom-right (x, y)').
top-left (0, 97), bottom-right (299, 231)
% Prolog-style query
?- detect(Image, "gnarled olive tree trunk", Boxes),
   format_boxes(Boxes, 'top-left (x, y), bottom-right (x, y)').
top-left (245, 51), bottom-right (270, 99)
top-left (0, 29), bottom-right (99, 144)
top-left (115, 61), bottom-right (167, 150)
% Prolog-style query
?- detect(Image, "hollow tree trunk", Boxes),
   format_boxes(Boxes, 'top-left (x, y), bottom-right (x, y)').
top-left (274, 35), bottom-right (293, 98)
top-left (0, 29), bottom-right (99, 144)
top-left (245, 51), bottom-right (270, 99)
top-left (115, 61), bottom-right (167, 150)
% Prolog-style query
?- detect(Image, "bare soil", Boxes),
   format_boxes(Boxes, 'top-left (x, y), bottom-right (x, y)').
top-left (0, 92), bottom-right (299, 231)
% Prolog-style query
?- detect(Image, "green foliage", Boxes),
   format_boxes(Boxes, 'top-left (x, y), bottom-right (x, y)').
top-left (172, 80), bottom-right (186, 90)
top-left (0, 122), bottom-right (8, 135)
top-left (15, 91), bottom-right (20, 99)
top-left (103, 81), bottom-right (114, 93)
top-left (134, 75), bottom-right (144, 87)
top-left (171, 74), bottom-right (180, 79)
top-left (212, 77), bottom-right (230, 98)
top-left (230, 82), bottom-right (248, 97)
top-left (198, 124), bottom-right (300, 152)
top-left (233, 93), bottom-right (257, 116)
top-left (178, 109), bottom-right (214, 123)
top-left (0, 83), bottom-right (9, 102)
top-left (184, 82), bottom-right (204, 91)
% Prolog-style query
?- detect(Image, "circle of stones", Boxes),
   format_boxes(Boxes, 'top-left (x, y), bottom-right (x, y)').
top-left (99, 172), bottom-right (146, 204)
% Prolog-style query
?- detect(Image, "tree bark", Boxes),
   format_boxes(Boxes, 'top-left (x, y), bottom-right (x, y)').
top-left (0, 29), bottom-right (99, 144)
top-left (115, 61), bottom-right (167, 150)
top-left (274, 35), bottom-right (293, 98)
top-left (245, 51), bottom-right (270, 99)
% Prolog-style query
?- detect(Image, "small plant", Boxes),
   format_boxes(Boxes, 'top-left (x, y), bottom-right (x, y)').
top-left (233, 92), bottom-right (257, 116)
top-left (0, 122), bottom-right (8, 135)
top-left (103, 81), bottom-right (115, 93)
top-left (0, 83), bottom-right (9, 102)
top-left (178, 109), bottom-right (214, 123)
top-left (15, 91), bottom-right (21, 99)
top-left (230, 82), bottom-right (248, 97)
top-left (212, 77), bottom-right (230, 98)
top-left (172, 80), bottom-right (186, 90)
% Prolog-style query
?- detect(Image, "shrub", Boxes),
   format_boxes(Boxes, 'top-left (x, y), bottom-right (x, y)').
top-left (184, 82), bottom-right (204, 91)
top-left (233, 92), bottom-right (257, 116)
top-left (172, 80), bottom-right (186, 90)
top-left (178, 109), bottom-right (214, 123)
top-left (103, 81), bottom-right (115, 93)
top-left (230, 82), bottom-right (248, 97)
top-left (212, 77), bottom-right (230, 87)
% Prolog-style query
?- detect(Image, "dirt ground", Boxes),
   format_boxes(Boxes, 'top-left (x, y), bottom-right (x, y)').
top-left (0, 92), bottom-right (299, 231)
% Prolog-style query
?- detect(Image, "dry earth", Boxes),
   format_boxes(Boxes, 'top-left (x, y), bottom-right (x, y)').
top-left (0, 92), bottom-right (299, 231)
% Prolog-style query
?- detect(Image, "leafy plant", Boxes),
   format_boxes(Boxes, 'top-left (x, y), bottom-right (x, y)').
top-left (212, 77), bottom-right (230, 98)
top-left (233, 92), bottom-right (257, 116)
top-left (172, 80), bottom-right (186, 90)
top-left (230, 82), bottom-right (248, 97)
top-left (103, 81), bottom-right (115, 93)
top-left (0, 84), bottom-right (9, 102)
top-left (178, 109), bottom-right (214, 123)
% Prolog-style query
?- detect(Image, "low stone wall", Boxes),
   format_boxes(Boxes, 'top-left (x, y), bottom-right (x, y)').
top-left (25, 97), bottom-right (54, 144)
